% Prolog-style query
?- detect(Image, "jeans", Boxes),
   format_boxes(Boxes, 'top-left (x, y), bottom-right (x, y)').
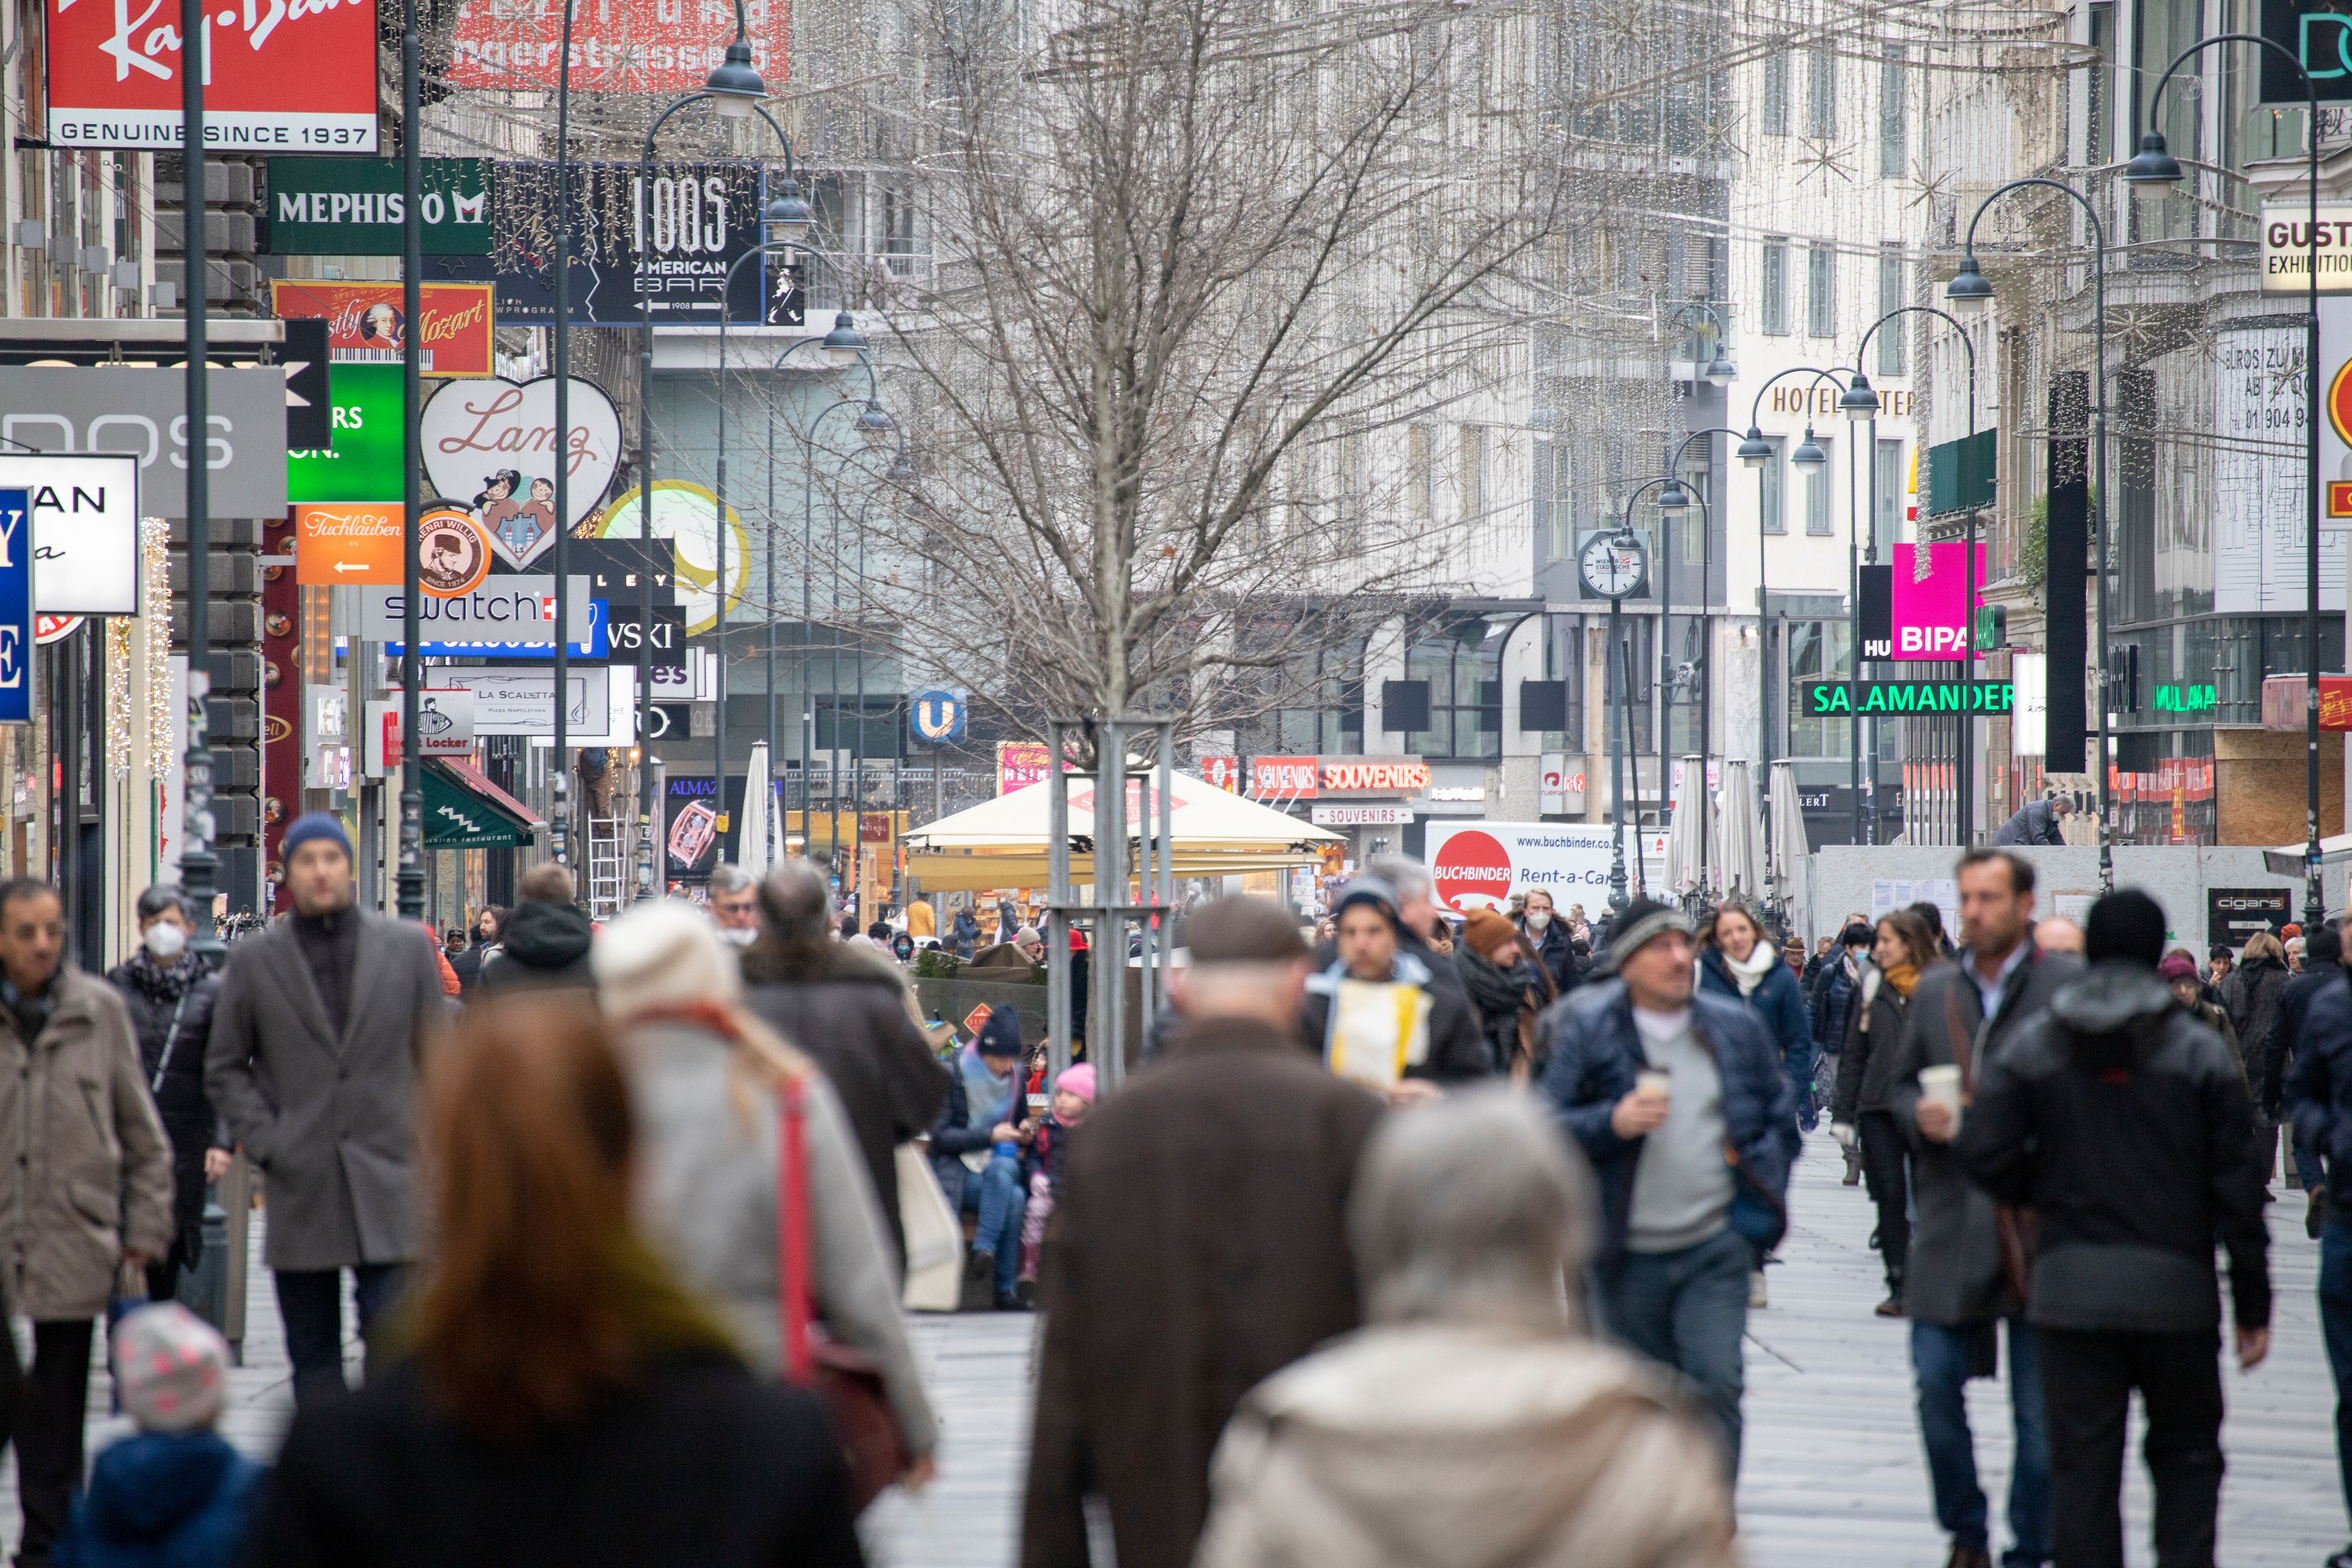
top-left (958, 1153), bottom-right (1027, 1299)
top-left (2321, 1219), bottom-right (2352, 1524)
top-left (2297, 1122), bottom-right (2328, 1197)
top-left (2037, 1326), bottom-right (2224, 1568)
top-left (11, 1319), bottom-right (88, 1568)
top-left (1786, 1038), bottom-right (1820, 1132)
top-left (275, 1262), bottom-right (409, 1408)
top-left (1913, 1318), bottom-right (2050, 1567)
top-left (1594, 1227), bottom-right (1750, 1479)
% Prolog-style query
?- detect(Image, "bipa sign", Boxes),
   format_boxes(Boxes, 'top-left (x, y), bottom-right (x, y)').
top-left (1899, 625), bottom-right (1969, 655)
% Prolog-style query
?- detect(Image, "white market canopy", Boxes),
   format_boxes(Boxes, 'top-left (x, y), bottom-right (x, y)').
top-left (906, 768), bottom-right (1340, 892)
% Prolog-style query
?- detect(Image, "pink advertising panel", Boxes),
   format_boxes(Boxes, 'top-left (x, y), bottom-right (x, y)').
top-left (1889, 541), bottom-right (1987, 661)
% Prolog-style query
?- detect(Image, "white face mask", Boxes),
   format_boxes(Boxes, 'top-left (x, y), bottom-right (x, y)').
top-left (1525, 910), bottom-right (1551, 931)
top-left (143, 922), bottom-right (187, 962)
top-left (720, 925), bottom-right (756, 947)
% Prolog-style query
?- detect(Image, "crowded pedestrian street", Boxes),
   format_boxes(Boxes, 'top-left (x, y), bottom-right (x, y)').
top-left (0, 1128), bottom-right (2323, 1568)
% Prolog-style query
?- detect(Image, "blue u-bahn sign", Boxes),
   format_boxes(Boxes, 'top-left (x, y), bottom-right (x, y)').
top-left (911, 688), bottom-right (967, 745)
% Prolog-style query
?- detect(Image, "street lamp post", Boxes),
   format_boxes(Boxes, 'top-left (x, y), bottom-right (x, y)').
top-left (1658, 423), bottom-right (1741, 894)
top-left (397, 0), bottom-right (425, 922)
top-left (1736, 366), bottom-right (1849, 901)
top-left (1947, 178), bottom-right (2111, 891)
top-left (2127, 34), bottom-right (2324, 923)
top-left (764, 315), bottom-right (868, 828)
top-left (1850, 307), bottom-right (1979, 845)
top-left (632, 17), bottom-right (806, 899)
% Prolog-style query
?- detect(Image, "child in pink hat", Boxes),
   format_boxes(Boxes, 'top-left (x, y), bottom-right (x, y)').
top-left (1016, 1063), bottom-right (1098, 1303)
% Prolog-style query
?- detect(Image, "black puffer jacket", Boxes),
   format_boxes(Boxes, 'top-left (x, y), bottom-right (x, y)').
top-left (1958, 962), bottom-right (2270, 1335)
top-left (477, 902), bottom-right (594, 994)
top-left (105, 955), bottom-right (223, 1276)
top-left (1832, 967), bottom-right (1924, 1122)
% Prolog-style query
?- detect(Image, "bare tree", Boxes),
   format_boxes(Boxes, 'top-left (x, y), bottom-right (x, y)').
top-left (851, 0), bottom-right (1578, 742)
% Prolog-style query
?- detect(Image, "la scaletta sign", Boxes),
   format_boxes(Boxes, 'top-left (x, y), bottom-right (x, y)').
top-left (45, 0), bottom-right (382, 151)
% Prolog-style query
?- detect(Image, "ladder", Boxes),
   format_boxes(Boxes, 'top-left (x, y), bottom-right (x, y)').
top-left (585, 817), bottom-right (627, 917)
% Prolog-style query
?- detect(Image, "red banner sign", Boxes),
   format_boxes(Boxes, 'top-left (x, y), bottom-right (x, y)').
top-left (270, 280), bottom-right (494, 378)
top-left (1250, 756), bottom-right (1318, 800)
top-left (45, 0), bottom-right (379, 151)
top-left (1198, 755), bottom-right (1240, 792)
top-left (447, 0), bottom-right (789, 95)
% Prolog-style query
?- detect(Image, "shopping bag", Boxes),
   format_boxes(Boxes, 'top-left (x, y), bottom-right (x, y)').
top-left (897, 1144), bottom-right (964, 1312)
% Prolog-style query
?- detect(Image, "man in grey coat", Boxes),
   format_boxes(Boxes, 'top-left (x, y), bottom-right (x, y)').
top-left (1991, 794), bottom-right (2071, 847)
top-left (205, 813), bottom-right (447, 1406)
top-left (1889, 848), bottom-right (2074, 1568)
top-left (0, 878), bottom-right (173, 1567)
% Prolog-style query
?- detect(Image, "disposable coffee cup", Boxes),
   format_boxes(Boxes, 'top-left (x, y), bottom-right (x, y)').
top-left (1919, 1064), bottom-right (1963, 1131)
top-left (1635, 1068), bottom-right (1672, 1103)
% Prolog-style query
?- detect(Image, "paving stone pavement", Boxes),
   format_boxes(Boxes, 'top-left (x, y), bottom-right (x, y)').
top-left (0, 1133), bottom-right (2336, 1567)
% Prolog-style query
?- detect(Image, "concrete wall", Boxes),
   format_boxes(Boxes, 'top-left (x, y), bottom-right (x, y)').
top-left (1801, 844), bottom-right (2349, 950)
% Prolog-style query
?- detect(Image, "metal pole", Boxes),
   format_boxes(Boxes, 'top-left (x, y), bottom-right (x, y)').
top-left (1606, 595), bottom-right (1628, 913)
top-left (1849, 426), bottom-right (1864, 847)
top-left (828, 487), bottom-right (841, 890)
top-left (176, 0), bottom-right (220, 954)
top-left (1960, 358), bottom-right (1977, 847)
top-left (550, 0), bottom-right (574, 871)
top-left (2308, 78), bottom-right (2326, 924)
top-left (853, 501), bottom-right (870, 921)
top-left (397, 0), bottom-right (424, 922)
top-left (1658, 494), bottom-right (1672, 863)
top-left (1698, 486), bottom-right (1712, 891)
top-left (1097, 724), bottom-right (1127, 1089)
top-left (716, 325), bottom-right (730, 864)
top-left (1758, 460), bottom-right (1771, 912)
top-left (1047, 723), bottom-right (1071, 1080)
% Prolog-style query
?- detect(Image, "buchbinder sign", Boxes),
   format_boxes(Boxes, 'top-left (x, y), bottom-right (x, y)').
top-left (43, 0), bottom-right (379, 151)
top-left (0, 490), bottom-right (33, 724)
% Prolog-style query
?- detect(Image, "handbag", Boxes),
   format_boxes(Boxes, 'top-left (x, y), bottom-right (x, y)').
top-left (1942, 985), bottom-right (2038, 1306)
top-left (779, 1079), bottom-right (913, 1512)
top-left (896, 1142), bottom-right (964, 1312)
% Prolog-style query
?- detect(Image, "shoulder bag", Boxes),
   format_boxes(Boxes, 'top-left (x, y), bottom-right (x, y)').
top-left (1942, 982), bottom-right (2037, 1306)
top-left (779, 1078), bottom-right (913, 1512)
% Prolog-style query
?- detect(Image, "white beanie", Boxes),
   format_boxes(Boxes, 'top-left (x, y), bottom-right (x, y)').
top-left (113, 1303), bottom-right (229, 1434)
top-left (592, 898), bottom-right (742, 1019)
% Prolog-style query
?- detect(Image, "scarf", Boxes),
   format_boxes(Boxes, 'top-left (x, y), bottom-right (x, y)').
top-left (1724, 942), bottom-right (1779, 999)
top-left (1460, 947), bottom-right (1532, 1019)
top-left (117, 947), bottom-right (200, 1005)
top-left (1880, 962), bottom-right (1920, 999)
top-left (958, 1042), bottom-right (1017, 1132)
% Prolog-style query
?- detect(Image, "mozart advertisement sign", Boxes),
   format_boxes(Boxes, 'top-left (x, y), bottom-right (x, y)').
top-left (419, 376), bottom-right (624, 569)
top-left (44, 0), bottom-right (379, 151)
top-left (270, 280), bottom-right (494, 378)
top-left (448, 0), bottom-right (787, 96)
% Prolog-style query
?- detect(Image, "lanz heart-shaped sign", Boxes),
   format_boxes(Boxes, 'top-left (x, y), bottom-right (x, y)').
top-left (419, 375), bottom-right (623, 570)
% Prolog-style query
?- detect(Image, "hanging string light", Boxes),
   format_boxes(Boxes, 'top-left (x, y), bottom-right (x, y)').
top-left (106, 618), bottom-right (133, 778)
top-left (142, 516), bottom-right (173, 781)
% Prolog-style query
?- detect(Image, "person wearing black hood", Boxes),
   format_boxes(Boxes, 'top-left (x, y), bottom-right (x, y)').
top-left (477, 864), bottom-right (594, 995)
top-left (2223, 930), bottom-right (2293, 1196)
top-left (1959, 889), bottom-right (2271, 1568)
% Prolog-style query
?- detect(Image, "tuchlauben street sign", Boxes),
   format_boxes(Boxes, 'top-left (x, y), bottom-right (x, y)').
top-left (260, 158), bottom-right (493, 256)
top-left (1801, 680), bottom-right (2016, 716)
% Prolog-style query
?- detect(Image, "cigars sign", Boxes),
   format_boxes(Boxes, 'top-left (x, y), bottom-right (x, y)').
top-left (45, 0), bottom-right (380, 151)
top-left (1248, 755), bottom-right (1428, 801)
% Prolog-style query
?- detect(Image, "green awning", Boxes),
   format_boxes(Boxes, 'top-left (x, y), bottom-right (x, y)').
top-left (422, 758), bottom-right (541, 848)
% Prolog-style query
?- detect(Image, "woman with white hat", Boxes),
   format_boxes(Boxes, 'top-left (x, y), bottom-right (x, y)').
top-left (594, 900), bottom-right (938, 1495)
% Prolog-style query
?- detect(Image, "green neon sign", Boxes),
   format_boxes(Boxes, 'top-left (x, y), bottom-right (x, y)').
top-left (286, 365), bottom-right (406, 504)
top-left (1801, 680), bottom-right (2017, 717)
top-left (2152, 683), bottom-right (2216, 713)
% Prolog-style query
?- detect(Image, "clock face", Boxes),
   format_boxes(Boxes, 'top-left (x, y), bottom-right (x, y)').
top-left (1579, 533), bottom-right (1646, 599)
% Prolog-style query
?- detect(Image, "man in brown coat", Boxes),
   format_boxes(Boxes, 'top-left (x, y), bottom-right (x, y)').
top-left (1023, 896), bottom-right (1384, 1568)
top-left (0, 878), bottom-right (173, 1568)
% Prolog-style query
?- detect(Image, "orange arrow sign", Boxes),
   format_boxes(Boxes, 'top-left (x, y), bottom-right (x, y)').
top-left (294, 504), bottom-right (406, 585)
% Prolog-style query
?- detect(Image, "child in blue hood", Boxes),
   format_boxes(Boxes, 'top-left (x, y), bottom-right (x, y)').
top-left (59, 1304), bottom-right (261, 1568)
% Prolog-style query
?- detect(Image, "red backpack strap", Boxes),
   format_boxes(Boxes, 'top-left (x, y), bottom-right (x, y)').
top-left (777, 1077), bottom-right (814, 1385)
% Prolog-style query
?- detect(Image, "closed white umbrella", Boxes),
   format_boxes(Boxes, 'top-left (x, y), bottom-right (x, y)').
top-left (1713, 758), bottom-right (1766, 907)
top-left (1662, 754), bottom-right (1704, 902)
top-left (1766, 758), bottom-right (1813, 938)
top-left (739, 741), bottom-right (774, 878)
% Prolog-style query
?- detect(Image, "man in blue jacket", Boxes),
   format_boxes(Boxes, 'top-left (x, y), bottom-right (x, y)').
top-left (1541, 896), bottom-right (1798, 1482)
top-left (2288, 953), bottom-right (2352, 1568)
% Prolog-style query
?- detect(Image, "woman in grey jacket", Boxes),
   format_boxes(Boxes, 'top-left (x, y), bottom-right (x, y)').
top-left (593, 900), bottom-right (938, 1490)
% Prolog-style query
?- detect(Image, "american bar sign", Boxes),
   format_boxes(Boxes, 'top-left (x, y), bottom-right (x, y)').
top-left (1802, 680), bottom-right (2017, 716)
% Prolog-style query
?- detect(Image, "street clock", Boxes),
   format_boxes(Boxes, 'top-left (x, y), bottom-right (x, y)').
top-left (1579, 531), bottom-right (1648, 600)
